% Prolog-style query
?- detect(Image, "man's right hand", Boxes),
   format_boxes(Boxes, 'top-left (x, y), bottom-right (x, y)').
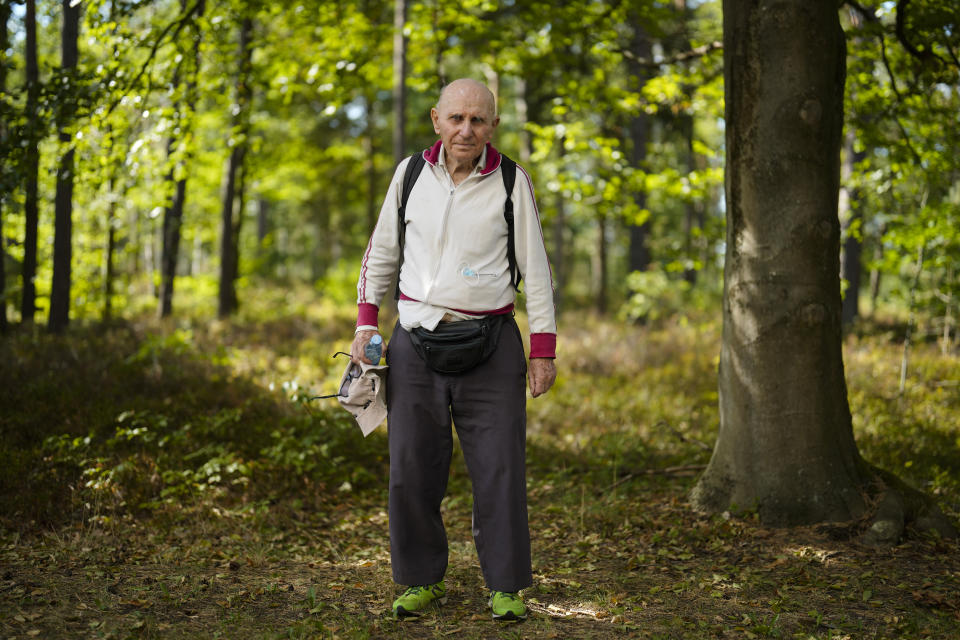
top-left (351, 329), bottom-right (381, 365)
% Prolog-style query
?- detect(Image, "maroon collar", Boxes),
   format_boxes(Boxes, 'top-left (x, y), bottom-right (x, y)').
top-left (422, 140), bottom-right (502, 176)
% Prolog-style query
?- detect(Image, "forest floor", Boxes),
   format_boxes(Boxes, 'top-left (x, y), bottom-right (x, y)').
top-left (1, 288), bottom-right (959, 639)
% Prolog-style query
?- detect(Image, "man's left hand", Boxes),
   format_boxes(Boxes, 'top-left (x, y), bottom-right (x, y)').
top-left (528, 358), bottom-right (557, 398)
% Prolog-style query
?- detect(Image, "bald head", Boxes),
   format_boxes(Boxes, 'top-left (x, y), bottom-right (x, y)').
top-left (437, 79), bottom-right (497, 120)
top-left (431, 78), bottom-right (500, 172)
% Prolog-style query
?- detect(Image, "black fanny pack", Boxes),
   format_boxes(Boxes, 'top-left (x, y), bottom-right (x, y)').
top-left (408, 315), bottom-right (506, 375)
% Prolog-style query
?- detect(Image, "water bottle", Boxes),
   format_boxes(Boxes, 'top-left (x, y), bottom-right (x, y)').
top-left (364, 334), bottom-right (383, 364)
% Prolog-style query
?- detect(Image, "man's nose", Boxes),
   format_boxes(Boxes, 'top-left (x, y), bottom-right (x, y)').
top-left (458, 121), bottom-right (473, 138)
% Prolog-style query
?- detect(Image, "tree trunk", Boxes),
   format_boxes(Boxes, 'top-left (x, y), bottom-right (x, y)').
top-left (672, 0), bottom-right (703, 285)
top-left (21, 0), bottom-right (39, 324)
top-left (626, 20), bottom-right (652, 274)
top-left (691, 0), bottom-right (865, 524)
top-left (680, 113), bottom-right (704, 285)
top-left (690, 0), bottom-right (955, 541)
top-left (160, 163), bottom-right (187, 318)
top-left (515, 78), bottom-right (532, 164)
top-left (256, 198), bottom-right (270, 245)
top-left (48, 0), bottom-right (81, 332)
top-left (364, 93), bottom-right (378, 232)
top-left (839, 131), bottom-right (865, 327)
top-left (551, 136), bottom-right (567, 315)
top-left (103, 175), bottom-right (117, 321)
top-left (160, 0), bottom-right (203, 319)
top-left (0, 0), bottom-right (9, 332)
top-left (218, 16), bottom-right (252, 319)
top-left (595, 210), bottom-right (607, 314)
top-left (392, 0), bottom-right (407, 164)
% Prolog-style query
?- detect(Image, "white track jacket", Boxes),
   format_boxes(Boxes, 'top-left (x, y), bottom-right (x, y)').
top-left (356, 141), bottom-right (557, 358)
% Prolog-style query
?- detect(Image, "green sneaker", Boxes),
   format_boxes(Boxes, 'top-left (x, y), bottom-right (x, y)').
top-left (392, 582), bottom-right (446, 618)
top-left (490, 590), bottom-right (527, 621)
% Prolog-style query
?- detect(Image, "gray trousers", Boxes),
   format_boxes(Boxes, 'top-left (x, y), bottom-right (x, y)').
top-left (385, 317), bottom-right (532, 592)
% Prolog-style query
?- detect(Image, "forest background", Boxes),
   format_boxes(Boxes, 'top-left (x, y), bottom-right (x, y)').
top-left (1, 0), bottom-right (959, 638)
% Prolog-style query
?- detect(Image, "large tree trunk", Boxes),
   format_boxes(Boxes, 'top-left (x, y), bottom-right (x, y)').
top-left (21, 0), bottom-right (39, 324)
top-left (218, 16), bottom-right (252, 319)
top-left (48, 0), bottom-right (81, 332)
top-left (690, 0), bottom-right (955, 542)
top-left (0, 0), bottom-right (9, 333)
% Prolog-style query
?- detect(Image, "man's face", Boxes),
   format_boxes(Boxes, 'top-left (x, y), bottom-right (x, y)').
top-left (431, 84), bottom-right (499, 167)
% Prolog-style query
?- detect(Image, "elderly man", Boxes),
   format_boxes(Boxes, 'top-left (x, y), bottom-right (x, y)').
top-left (351, 78), bottom-right (557, 621)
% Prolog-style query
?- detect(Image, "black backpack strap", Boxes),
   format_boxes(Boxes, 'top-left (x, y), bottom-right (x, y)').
top-left (396, 152), bottom-right (427, 300)
top-left (499, 154), bottom-right (521, 291)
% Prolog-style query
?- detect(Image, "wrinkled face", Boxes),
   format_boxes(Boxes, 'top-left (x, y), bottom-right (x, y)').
top-left (431, 81), bottom-right (499, 167)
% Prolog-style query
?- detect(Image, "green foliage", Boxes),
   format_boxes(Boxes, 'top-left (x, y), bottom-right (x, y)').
top-left (843, 2), bottom-right (960, 332)
top-left (621, 269), bottom-right (722, 324)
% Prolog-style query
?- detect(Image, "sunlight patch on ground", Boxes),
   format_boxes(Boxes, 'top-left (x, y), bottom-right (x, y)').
top-left (529, 599), bottom-right (609, 620)
top-left (786, 544), bottom-right (844, 565)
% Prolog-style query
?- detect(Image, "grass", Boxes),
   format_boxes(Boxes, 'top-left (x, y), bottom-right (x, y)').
top-left (1, 284), bottom-right (958, 639)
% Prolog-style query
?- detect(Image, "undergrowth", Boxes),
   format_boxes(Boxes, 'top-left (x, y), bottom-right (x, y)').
top-left (0, 286), bottom-right (958, 639)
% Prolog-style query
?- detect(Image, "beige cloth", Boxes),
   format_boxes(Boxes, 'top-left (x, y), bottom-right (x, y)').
top-left (332, 360), bottom-right (388, 437)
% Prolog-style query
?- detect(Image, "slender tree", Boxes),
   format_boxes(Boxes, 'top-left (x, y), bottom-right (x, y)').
top-left (218, 15), bottom-right (253, 318)
top-left (103, 171), bottom-right (118, 321)
top-left (48, 0), bottom-right (82, 332)
top-left (392, 0), bottom-right (407, 164)
top-left (160, 0), bottom-right (204, 318)
top-left (626, 19), bottom-right (652, 274)
top-left (690, 0), bottom-right (954, 541)
top-left (839, 131), bottom-right (865, 326)
top-left (0, 0), bottom-right (9, 332)
top-left (20, 0), bottom-right (39, 324)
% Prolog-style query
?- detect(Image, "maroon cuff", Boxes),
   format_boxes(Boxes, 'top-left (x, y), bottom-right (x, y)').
top-left (529, 333), bottom-right (556, 359)
top-left (357, 303), bottom-right (379, 328)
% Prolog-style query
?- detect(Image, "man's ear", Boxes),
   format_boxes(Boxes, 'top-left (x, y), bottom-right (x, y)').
top-left (492, 115), bottom-right (500, 129)
top-left (430, 108), bottom-right (440, 134)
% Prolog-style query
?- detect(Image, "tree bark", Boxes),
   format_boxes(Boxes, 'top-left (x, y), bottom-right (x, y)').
top-left (48, 0), bottom-right (81, 332)
top-left (0, 0), bottom-right (9, 332)
top-left (691, 0), bottom-right (864, 524)
top-left (218, 16), bottom-right (252, 318)
top-left (690, 0), bottom-right (955, 541)
top-left (392, 0), bottom-right (407, 165)
top-left (21, 0), bottom-right (39, 324)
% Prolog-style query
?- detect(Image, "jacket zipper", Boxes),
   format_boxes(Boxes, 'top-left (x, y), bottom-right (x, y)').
top-left (426, 174), bottom-right (461, 297)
